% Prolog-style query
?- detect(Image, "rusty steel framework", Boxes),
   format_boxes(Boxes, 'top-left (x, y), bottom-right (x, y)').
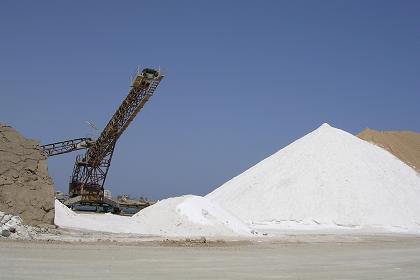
top-left (41, 138), bottom-right (93, 157)
top-left (41, 68), bottom-right (164, 204)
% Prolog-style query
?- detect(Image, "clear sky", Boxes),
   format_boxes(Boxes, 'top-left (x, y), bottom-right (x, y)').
top-left (1, 1), bottom-right (419, 200)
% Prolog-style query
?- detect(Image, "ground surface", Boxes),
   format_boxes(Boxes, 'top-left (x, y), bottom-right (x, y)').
top-left (1, 235), bottom-right (420, 279)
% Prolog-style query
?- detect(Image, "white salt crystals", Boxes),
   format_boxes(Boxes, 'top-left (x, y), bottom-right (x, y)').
top-left (55, 123), bottom-right (420, 237)
top-left (207, 123), bottom-right (420, 233)
top-left (55, 195), bottom-right (251, 237)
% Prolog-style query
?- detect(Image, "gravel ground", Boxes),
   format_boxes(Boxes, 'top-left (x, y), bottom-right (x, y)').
top-left (1, 235), bottom-right (420, 279)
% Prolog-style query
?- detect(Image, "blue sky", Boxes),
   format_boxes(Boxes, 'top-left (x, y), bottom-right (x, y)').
top-left (1, 1), bottom-right (419, 199)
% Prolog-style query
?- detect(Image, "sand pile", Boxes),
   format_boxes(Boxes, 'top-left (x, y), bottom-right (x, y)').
top-left (207, 124), bottom-right (420, 233)
top-left (0, 124), bottom-right (55, 226)
top-left (55, 196), bottom-right (251, 237)
top-left (358, 128), bottom-right (420, 173)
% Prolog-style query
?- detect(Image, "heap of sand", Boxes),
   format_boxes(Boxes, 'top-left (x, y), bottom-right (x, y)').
top-left (358, 128), bottom-right (420, 172)
top-left (0, 124), bottom-right (54, 226)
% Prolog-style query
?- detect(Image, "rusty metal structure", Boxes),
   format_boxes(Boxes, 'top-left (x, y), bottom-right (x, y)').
top-left (40, 138), bottom-right (94, 157)
top-left (41, 68), bottom-right (164, 206)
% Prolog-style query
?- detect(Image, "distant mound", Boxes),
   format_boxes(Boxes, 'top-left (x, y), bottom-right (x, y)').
top-left (0, 123), bottom-right (55, 226)
top-left (55, 196), bottom-right (251, 237)
top-left (358, 128), bottom-right (420, 173)
top-left (207, 123), bottom-right (420, 233)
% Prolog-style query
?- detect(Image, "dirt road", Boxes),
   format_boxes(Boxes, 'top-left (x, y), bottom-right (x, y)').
top-left (1, 237), bottom-right (420, 279)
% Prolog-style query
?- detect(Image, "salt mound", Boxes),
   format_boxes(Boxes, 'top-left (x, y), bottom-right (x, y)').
top-left (134, 195), bottom-right (250, 236)
top-left (55, 196), bottom-right (251, 237)
top-left (55, 199), bottom-right (133, 233)
top-left (207, 123), bottom-right (420, 233)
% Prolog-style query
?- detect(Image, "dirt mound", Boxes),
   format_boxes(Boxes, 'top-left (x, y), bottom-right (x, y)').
top-left (358, 128), bottom-right (420, 173)
top-left (0, 123), bottom-right (55, 226)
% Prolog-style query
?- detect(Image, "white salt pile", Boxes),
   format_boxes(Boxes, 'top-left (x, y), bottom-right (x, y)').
top-left (55, 123), bottom-right (420, 237)
top-left (55, 195), bottom-right (251, 237)
top-left (131, 195), bottom-right (250, 236)
top-left (207, 123), bottom-right (420, 233)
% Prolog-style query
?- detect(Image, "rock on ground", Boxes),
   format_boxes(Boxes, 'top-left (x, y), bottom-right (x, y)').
top-left (0, 211), bottom-right (36, 239)
top-left (0, 123), bottom-right (54, 226)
